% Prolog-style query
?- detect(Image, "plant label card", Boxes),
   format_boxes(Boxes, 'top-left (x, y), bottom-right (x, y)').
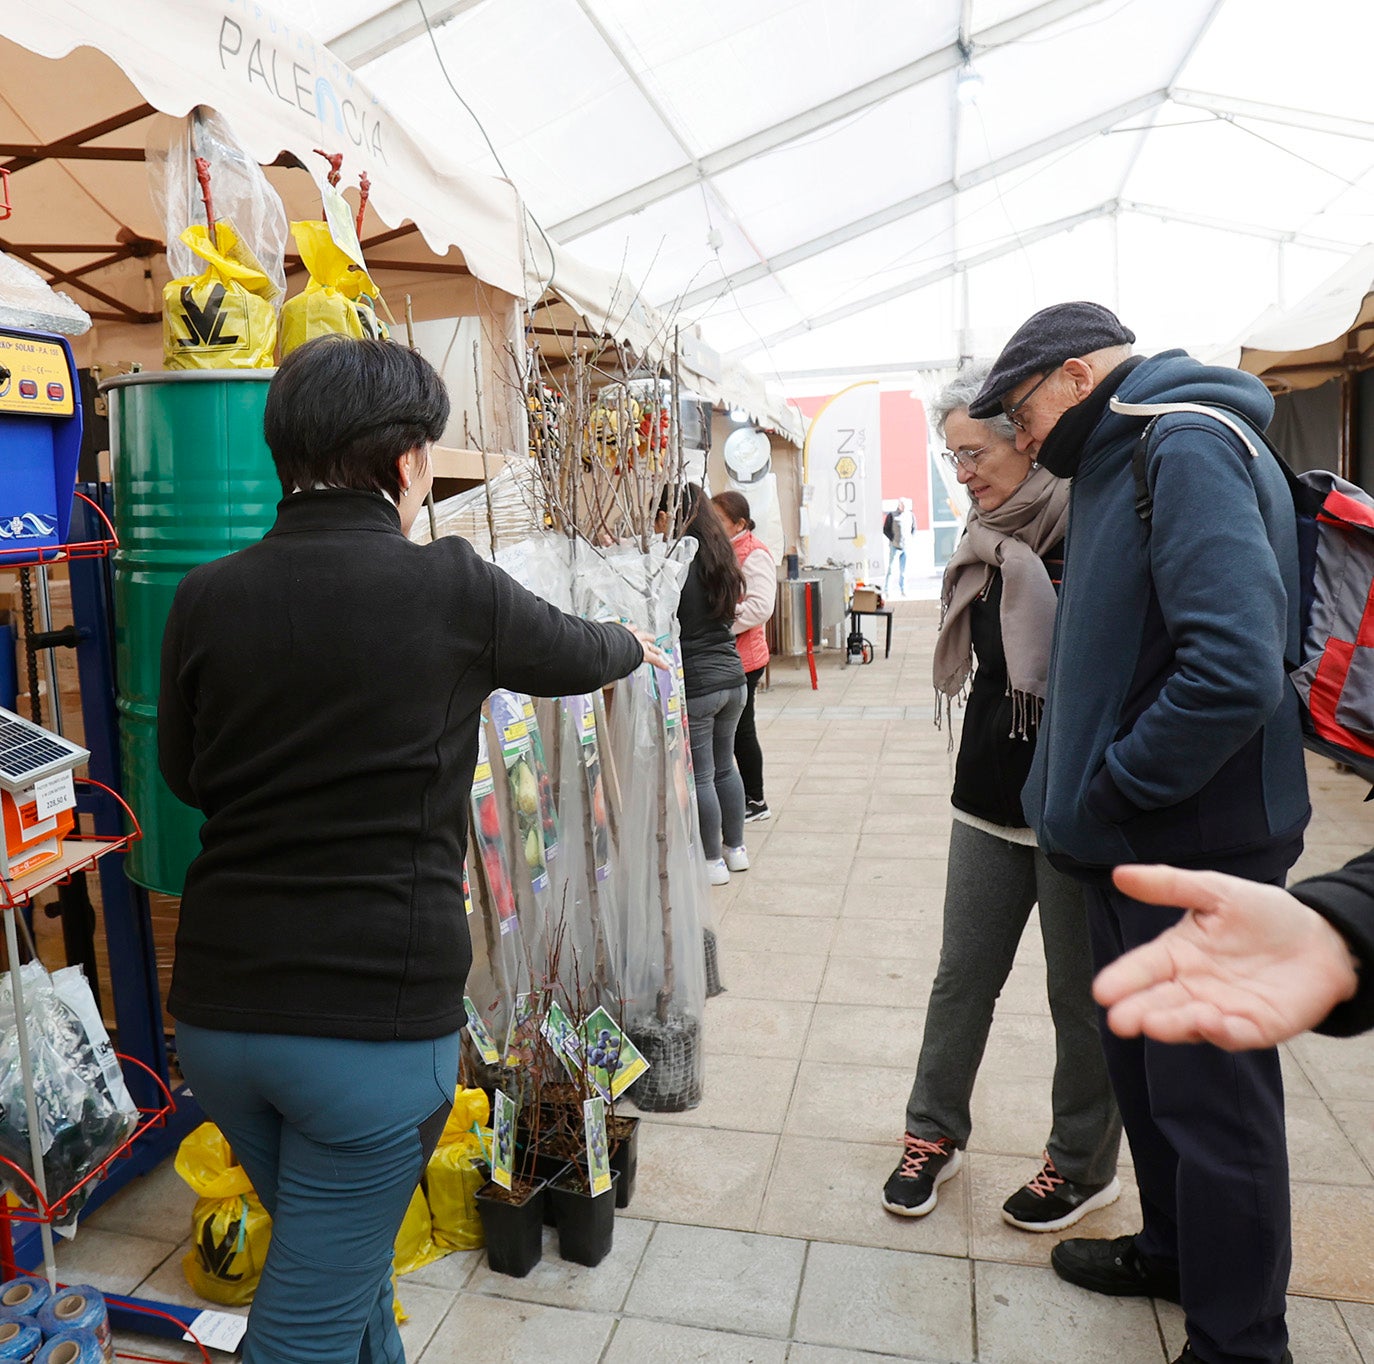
top-left (583, 1096), bottom-right (612, 1197)
top-left (542, 999), bottom-right (582, 1077)
top-left (581, 1006), bottom-right (650, 1101)
top-left (472, 728), bottom-right (519, 936)
top-left (491, 690), bottom-right (549, 894)
top-left (463, 864), bottom-right (474, 917)
top-left (522, 698), bottom-right (561, 861)
top-left (504, 992), bottom-right (535, 1066)
top-left (492, 1089), bottom-right (516, 1191)
top-left (568, 694), bottom-right (610, 881)
top-left (463, 997), bottom-right (500, 1065)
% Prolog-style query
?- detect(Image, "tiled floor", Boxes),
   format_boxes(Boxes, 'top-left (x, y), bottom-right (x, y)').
top-left (68, 600), bottom-right (1374, 1362)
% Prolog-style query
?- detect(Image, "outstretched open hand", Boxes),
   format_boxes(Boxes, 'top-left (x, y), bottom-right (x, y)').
top-left (1093, 864), bottom-right (1361, 1051)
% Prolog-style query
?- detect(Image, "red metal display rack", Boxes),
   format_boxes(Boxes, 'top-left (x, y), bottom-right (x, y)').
top-left (0, 490), bottom-right (118, 569)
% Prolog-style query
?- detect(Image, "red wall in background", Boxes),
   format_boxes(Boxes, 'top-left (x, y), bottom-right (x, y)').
top-left (793, 387), bottom-right (931, 531)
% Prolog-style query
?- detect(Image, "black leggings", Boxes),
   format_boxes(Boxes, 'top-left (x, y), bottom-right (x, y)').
top-left (735, 666), bottom-right (766, 803)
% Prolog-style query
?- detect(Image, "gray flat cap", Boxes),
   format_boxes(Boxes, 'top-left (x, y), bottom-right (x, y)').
top-left (968, 302), bottom-right (1135, 418)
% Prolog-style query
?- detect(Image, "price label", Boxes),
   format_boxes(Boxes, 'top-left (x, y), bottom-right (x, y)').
top-left (33, 770), bottom-right (74, 821)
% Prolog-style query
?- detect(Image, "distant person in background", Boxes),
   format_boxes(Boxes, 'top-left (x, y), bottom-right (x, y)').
top-left (883, 498), bottom-right (916, 595)
top-left (713, 490), bottom-right (775, 822)
top-left (658, 485), bottom-right (749, 886)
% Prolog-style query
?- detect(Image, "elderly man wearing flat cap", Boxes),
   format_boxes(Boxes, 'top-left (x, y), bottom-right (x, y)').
top-left (968, 302), bottom-right (1307, 1364)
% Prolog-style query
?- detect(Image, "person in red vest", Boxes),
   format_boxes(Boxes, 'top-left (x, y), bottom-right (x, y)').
top-left (713, 491), bottom-right (776, 822)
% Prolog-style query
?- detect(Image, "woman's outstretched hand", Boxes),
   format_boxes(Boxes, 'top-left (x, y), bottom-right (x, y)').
top-left (626, 626), bottom-right (672, 672)
top-left (1093, 863), bottom-right (1361, 1051)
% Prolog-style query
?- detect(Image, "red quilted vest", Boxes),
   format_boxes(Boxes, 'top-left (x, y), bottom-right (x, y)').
top-left (732, 529), bottom-right (773, 673)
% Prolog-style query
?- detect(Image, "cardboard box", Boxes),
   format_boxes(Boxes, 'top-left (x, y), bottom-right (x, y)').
top-left (1, 773), bottom-right (76, 878)
top-left (851, 586), bottom-right (881, 612)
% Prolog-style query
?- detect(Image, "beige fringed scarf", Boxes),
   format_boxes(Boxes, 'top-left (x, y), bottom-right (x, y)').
top-left (933, 465), bottom-right (1071, 741)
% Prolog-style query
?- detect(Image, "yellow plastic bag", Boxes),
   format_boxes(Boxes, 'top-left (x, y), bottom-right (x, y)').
top-left (281, 220), bottom-right (389, 356)
top-left (425, 1139), bottom-right (487, 1251)
top-left (162, 221), bottom-right (278, 370)
top-left (439, 1087), bottom-right (490, 1148)
top-left (393, 1184), bottom-right (446, 1275)
top-left (175, 1123), bottom-right (273, 1306)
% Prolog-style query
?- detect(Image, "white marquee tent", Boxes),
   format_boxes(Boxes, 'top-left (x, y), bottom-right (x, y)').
top-left (259, 0), bottom-right (1374, 385)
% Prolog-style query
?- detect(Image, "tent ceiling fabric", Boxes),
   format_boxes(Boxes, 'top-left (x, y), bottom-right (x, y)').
top-left (269, 0), bottom-right (1374, 382)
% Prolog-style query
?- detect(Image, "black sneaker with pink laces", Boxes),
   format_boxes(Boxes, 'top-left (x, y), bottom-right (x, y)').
top-left (881, 1134), bottom-right (962, 1217)
top-left (1001, 1152), bottom-right (1121, 1232)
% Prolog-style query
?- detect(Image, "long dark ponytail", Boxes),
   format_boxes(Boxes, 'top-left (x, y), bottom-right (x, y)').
top-left (677, 484), bottom-right (744, 623)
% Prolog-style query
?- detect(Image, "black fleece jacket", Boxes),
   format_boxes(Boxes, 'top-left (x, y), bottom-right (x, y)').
top-left (159, 490), bottom-right (643, 1041)
top-left (1291, 850), bottom-right (1374, 1037)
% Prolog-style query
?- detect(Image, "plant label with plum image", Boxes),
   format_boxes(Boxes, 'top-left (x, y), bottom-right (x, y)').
top-left (492, 690), bottom-right (550, 894)
top-left (464, 997), bottom-right (501, 1065)
top-left (583, 1096), bottom-right (612, 1197)
top-left (492, 1088), bottom-right (516, 1191)
top-left (472, 728), bottom-right (519, 935)
top-left (522, 697), bottom-right (560, 862)
top-left (541, 999), bottom-right (582, 1078)
top-left (568, 694), bottom-right (610, 881)
top-left (504, 992), bottom-right (536, 1067)
top-left (581, 1006), bottom-right (650, 1100)
top-left (651, 632), bottom-right (680, 731)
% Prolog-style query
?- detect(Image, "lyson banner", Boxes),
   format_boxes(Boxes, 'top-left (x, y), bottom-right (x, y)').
top-left (0, 0), bottom-right (524, 298)
top-left (802, 382), bottom-right (884, 580)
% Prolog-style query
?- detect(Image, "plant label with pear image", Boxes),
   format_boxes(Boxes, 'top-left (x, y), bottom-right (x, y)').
top-left (504, 991), bottom-right (536, 1067)
top-left (521, 697), bottom-right (561, 862)
top-left (581, 1006), bottom-right (650, 1100)
top-left (584, 1096), bottom-right (612, 1197)
top-left (568, 694), bottom-right (610, 881)
top-left (464, 996), bottom-right (501, 1065)
top-left (492, 1088), bottom-right (516, 1191)
top-left (492, 690), bottom-right (550, 894)
top-left (542, 999), bottom-right (582, 1078)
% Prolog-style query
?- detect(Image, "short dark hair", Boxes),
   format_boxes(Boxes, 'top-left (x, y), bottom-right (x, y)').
top-left (264, 336), bottom-right (450, 499)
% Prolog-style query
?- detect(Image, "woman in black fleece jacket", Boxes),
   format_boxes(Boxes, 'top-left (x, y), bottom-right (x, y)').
top-left (159, 337), bottom-right (664, 1364)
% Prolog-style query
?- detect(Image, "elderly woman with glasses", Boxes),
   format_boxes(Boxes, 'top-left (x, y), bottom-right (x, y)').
top-left (881, 361), bottom-right (1122, 1234)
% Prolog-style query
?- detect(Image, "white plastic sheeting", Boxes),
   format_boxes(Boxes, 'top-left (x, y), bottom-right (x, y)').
top-left (268, 0), bottom-right (1374, 378)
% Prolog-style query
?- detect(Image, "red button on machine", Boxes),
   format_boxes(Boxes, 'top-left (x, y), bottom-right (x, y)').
top-left (46, 382), bottom-right (64, 401)
top-left (17, 379), bottom-right (36, 398)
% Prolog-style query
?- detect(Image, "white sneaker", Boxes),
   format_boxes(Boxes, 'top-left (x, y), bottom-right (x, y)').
top-left (724, 845), bottom-right (750, 872)
top-left (707, 858), bottom-right (731, 886)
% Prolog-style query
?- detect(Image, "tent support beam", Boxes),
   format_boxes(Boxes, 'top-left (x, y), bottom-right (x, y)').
top-left (730, 201), bottom-right (1116, 359)
top-left (1171, 89), bottom-right (1374, 141)
top-left (1, 102), bottom-right (156, 174)
top-left (1118, 200), bottom-right (1354, 252)
top-left (551, 0), bottom-right (1113, 241)
top-left (678, 92), bottom-right (1166, 313)
top-left (330, 0), bottom-right (490, 68)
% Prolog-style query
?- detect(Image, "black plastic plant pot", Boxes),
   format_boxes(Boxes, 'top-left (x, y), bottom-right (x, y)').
top-left (607, 1114), bottom-right (639, 1210)
top-left (513, 1150), bottom-right (569, 1227)
top-left (474, 1176), bottom-right (547, 1277)
top-left (548, 1167), bottom-right (621, 1268)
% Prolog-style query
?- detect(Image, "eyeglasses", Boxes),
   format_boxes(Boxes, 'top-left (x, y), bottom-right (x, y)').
top-left (1004, 369), bottom-right (1055, 433)
top-left (940, 444), bottom-right (993, 472)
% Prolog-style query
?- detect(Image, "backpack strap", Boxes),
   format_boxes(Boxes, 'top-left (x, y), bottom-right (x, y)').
top-left (1110, 397), bottom-right (1264, 524)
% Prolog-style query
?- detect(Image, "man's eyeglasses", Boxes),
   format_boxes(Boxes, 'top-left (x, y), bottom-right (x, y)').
top-left (940, 445), bottom-right (993, 472)
top-left (1004, 369), bottom-right (1054, 433)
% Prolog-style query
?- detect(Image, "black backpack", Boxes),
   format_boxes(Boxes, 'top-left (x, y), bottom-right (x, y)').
top-left (882, 510), bottom-right (894, 541)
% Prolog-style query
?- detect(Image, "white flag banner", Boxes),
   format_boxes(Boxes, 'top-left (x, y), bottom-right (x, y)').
top-left (802, 382), bottom-right (883, 580)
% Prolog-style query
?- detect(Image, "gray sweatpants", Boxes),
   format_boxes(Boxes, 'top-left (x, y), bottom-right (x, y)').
top-left (905, 818), bottom-right (1122, 1186)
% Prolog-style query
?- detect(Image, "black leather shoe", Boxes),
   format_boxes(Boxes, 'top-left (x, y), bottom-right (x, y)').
top-left (1050, 1232), bottom-right (1181, 1302)
top-left (1171, 1348), bottom-right (1292, 1364)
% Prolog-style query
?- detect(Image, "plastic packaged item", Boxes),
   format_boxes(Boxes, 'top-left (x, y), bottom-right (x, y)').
top-left (147, 108), bottom-right (287, 308)
top-left (280, 203), bottom-right (388, 356)
top-left (0, 1277), bottom-right (49, 1321)
top-left (0, 252), bottom-right (90, 337)
top-left (174, 1123), bottom-right (272, 1306)
top-left (33, 1332), bottom-right (102, 1364)
top-left (162, 221), bottom-right (278, 370)
top-left (425, 1142), bottom-right (486, 1252)
top-left (36, 1288), bottom-right (110, 1364)
top-left (0, 964), bottom-right (139, 1226)
top-left (0, 1315), bottom-right (41, 1361)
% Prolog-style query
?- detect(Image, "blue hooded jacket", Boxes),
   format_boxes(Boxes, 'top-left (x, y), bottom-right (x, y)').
top-left (1023, 350), bottom-right (1310, 883)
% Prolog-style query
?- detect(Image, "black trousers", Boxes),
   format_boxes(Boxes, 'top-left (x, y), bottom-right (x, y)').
top-left (735, 666), bottom-right (766, 803)
top-left (1084, 882), bottom-right (1290, 1364)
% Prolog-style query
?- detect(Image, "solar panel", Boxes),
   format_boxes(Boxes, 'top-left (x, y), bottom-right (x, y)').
top-left (0, 709), bottom-right (88, 791)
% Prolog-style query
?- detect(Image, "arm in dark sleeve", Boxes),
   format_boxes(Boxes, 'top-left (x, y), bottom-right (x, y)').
top-left (157, 587), bottom-right (200, 809)
top-left (486, 561), bottom-right (644, 697)
top-left (1290, 849), bottom-right (1374, 1037)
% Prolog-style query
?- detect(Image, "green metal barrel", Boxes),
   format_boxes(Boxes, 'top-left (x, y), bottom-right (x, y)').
top-left (103, 371), bottom-right (279, 895)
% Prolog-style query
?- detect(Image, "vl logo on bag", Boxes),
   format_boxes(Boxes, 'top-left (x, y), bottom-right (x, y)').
top-left (176, 283), bottom-right (242, 349)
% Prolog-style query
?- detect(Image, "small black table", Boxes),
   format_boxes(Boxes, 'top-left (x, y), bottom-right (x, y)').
top-left (849, 606), bottom-right (894, 659)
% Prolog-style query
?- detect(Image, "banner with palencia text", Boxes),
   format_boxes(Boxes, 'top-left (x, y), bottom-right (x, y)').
top-left (801, 381), bottom-right (883, 581)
